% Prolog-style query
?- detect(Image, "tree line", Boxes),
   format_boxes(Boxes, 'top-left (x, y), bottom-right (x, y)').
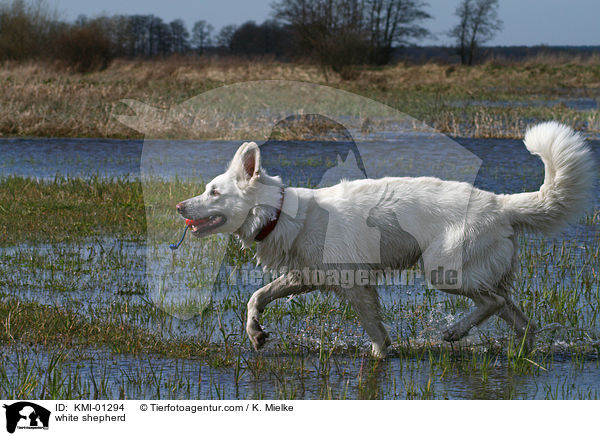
top-left (0, 0), bottom-right (503, 72)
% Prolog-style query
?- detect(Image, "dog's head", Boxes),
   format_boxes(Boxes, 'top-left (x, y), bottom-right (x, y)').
top-left (176, 141), bottom-right (268, 237)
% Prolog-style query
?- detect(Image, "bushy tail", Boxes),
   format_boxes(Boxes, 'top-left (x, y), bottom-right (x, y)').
top-left (503, 121), bottom-right (595, 234)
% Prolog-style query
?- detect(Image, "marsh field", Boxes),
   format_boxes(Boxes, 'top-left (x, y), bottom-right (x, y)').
top-left (0, 58), bottom-right (599, 400)
top-left (1, 56), bottom-right (600, 139)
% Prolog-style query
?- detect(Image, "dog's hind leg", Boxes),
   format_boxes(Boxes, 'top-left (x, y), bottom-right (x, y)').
top-left (443, 292), bottom-right (506, 342)
top-left (246, 273), bottom-right (305, 350)
top-left (497, 296), bottom-right (537, 352)
top-left (345, 285), bottom-right (391, 358)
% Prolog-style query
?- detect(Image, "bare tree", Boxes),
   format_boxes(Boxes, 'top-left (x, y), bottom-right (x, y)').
top-left (169, 19), bottom-right (189, 54)
top-left (0, 0), bottom-right (60, 60)
top-left (229, 20), bottom-right (291, 56)
top-left (216, 24), bottom-right (238, 51)
top-left (273, 0), bottom-right (368, 73)
top-left (272, 0), bottom-right (430, 71)
top-left (448, 0), bottom-right (502, 65)
top-left (191, 20), bottom-right (214, 54)
top-left (366, 0), bottom-right (431, 64)
top-left (153, 17), bottom-right (172, 55)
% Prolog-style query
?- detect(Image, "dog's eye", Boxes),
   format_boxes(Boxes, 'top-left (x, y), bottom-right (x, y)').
top-left (210, 188), bottom-right (220, 197)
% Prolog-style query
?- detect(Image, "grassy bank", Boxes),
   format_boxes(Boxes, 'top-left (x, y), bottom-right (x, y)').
top-left (0, 176), bottom-right (145, 244)
top-left (1, 57), bottom-right (599, 139)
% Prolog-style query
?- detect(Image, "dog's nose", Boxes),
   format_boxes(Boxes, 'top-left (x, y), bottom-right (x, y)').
top-left (176, 202), bottom-right (185, 214)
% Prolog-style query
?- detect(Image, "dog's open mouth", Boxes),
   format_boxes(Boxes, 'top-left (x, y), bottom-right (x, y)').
top-left (187, 215), bottom-right (226, 236)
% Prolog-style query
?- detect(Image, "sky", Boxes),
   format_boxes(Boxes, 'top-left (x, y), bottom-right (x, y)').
top-left (52, 0), bottom-right (600, 46)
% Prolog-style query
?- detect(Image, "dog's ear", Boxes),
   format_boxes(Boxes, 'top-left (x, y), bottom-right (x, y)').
top-left (231, 141), bottom-right (261, 187)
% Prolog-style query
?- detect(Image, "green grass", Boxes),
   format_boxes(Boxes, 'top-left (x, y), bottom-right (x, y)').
top-left (0, 176), bottom-right (145, 244)
top-left (0, 298), bottom-right (214, 358)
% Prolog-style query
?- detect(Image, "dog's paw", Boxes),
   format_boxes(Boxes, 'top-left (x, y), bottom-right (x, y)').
top-left (442, 328), bottom-right (463, 342)
top-left (247, 318), bottom-right (269, 350)
top-left (371, 343), bottom-right (388, 359)
top-left (517, 330), bottom-right (537, 354)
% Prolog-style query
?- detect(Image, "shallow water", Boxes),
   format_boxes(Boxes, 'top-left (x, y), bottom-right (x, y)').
top-left (0, 138), bottom-right (143, 179)
top-left (6, 135), bottom-right (598, 185)
top-left (0, 136), bottom-right (599, 400)
top-left (451, 98), bottom-right (599, 111)
top-left (1, 345), bottom-right (599, 400)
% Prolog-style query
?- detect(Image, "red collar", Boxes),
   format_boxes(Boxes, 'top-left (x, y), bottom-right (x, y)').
top-left (255, 187), bottom-right (285, 242)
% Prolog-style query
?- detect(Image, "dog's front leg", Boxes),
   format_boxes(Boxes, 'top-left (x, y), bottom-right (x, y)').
top-left (246, 273), bottom-right (304, 350)
top-left (346, 286), bottom-right (391, 358)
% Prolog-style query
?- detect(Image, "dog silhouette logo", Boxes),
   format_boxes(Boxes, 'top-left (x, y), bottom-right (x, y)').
top-left (3, 402), bottom-right (50, 433)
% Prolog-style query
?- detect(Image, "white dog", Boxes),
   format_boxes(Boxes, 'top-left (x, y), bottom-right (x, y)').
top-left (176, 122), bottom-right (594, 357)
